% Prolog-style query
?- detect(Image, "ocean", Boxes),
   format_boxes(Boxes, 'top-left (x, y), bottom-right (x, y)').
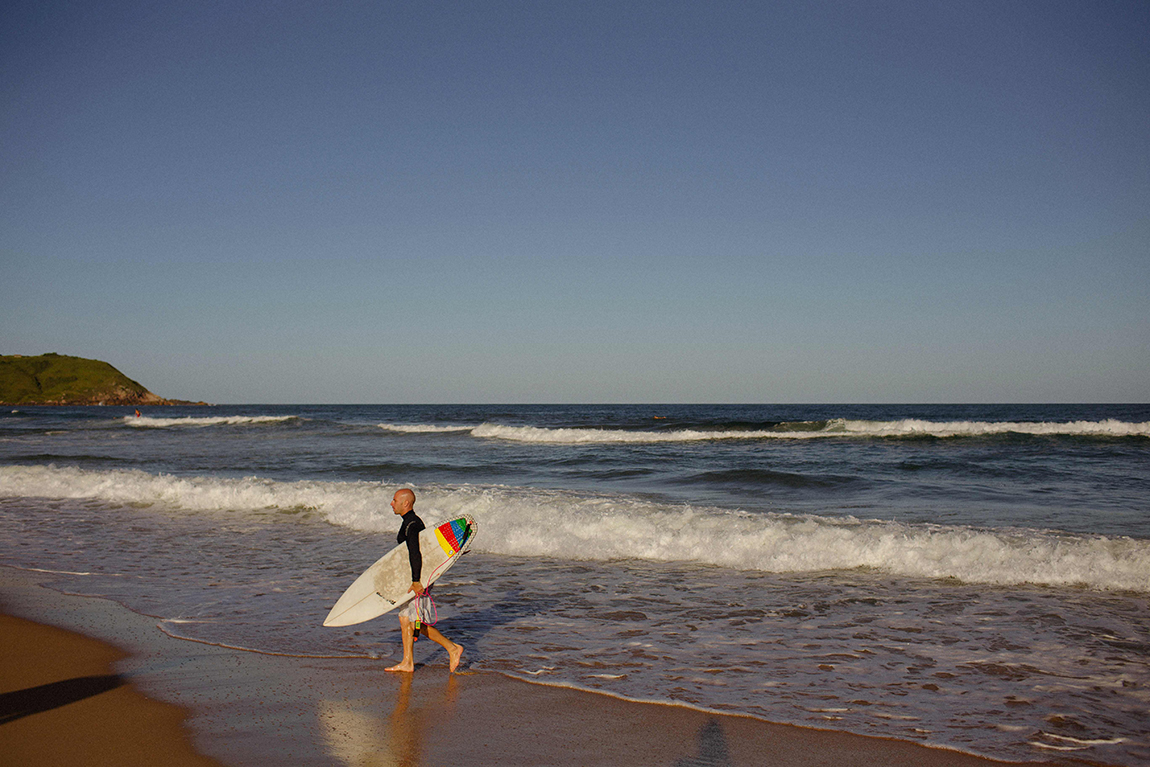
top-left (1, 403), bottom-right (1147, 764)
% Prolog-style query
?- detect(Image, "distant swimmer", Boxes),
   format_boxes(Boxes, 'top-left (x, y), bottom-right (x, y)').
top-left (134, 409), bottom-right (141, 418)
top-left (384, 488), bottom-right (465, 673)
top-left (653, 416), bottom-right (666, 420)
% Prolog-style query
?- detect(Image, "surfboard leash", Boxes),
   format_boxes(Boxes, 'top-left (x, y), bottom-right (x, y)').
top-left (414, 515), bottom-right (476, 640)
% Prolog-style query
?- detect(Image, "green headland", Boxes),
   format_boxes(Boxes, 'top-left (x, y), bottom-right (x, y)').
top-left (0, 353), bottom-right (202, 406)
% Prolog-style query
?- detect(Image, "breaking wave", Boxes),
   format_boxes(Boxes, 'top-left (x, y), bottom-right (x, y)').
top-left (125, 415), bottom-right (299, 428)
top-left (470, 423), bottom-right (762, 443)
top-left (3, 465), bottom-right (1147, 592)
top-left (822, 418), bottom-right (1150, 439)
top-left (447, 419), bottom-right (1150, 444)
top-left (378, 423), bottom-right (473, 434)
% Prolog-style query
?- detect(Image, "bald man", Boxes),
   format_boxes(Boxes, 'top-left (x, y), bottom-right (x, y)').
top-left (384, 488), bottom-right (465, 673)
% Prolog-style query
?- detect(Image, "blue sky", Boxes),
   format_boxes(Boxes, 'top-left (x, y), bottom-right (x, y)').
top-left (2, 1), bottom-right (1147, 403)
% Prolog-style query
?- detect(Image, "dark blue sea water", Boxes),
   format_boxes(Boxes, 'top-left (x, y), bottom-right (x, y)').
top-left (1, 403), bottom-right (1148, 764)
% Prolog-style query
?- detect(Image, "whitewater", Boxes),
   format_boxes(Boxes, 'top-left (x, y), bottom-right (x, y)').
top-left (3, 465), bottom-right (1148, 592)
top-left (455, 418), bottom-right (1150, 443)
top-left (1, 403), bottom-right (1147, 765)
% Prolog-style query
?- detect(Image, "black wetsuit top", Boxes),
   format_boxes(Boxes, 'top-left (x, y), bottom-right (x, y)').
top-left (397, 510), bottom-right (425, 582)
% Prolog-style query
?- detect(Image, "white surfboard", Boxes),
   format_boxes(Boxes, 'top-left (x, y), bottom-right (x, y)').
top-left (323, 515), bottom-right (476, 627)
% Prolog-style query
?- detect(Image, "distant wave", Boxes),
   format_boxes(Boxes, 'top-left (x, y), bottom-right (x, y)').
top-left (125, 415), bottom-right (298, 428)
top-left (462, 419), bottom-right (1150, 443)
top-left (823, 418), bottom-right (1150, 438)
top-left (377, 423), bottom-right (473, 434)
top-left (3, 465), bottom-right (1148, 592)
top-left (470, 423), bottom-right (766, 443)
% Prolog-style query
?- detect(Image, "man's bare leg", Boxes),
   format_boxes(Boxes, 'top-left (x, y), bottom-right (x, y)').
top-left (425, 626), bottom-right (464, 672)
top-left (385, 615), bottom-right (416, 672)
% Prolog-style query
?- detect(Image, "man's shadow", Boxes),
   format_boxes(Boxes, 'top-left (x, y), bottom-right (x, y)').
top-left (439, 588), bottom-right (559, 648)
top-left (0, 674), bottom-right (126, 724)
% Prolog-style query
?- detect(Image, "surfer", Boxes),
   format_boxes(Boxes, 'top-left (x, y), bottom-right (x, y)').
top-left (384, 488), bottom-right (465, 673)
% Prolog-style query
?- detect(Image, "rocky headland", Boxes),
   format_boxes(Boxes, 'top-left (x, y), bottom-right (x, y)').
top-left (0, 353), bottom-right (206, 406)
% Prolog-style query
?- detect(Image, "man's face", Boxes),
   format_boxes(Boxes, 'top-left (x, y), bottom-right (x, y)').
top-left (391, 491), bottom-right (412, 515)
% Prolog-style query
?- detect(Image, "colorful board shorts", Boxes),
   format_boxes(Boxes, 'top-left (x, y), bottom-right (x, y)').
top-left (399, 598), bottom-right (419, 621)
top-left (401, 593), bottom-right (436, 623)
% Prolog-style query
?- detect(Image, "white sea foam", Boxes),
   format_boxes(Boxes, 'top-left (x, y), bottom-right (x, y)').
top-left (3, 465), bottom-right (1148, 592)
top-left (377, 423), bottom-right (473, 434)
top-left (0, 464), bottom-right (394, 529)
top-left (826, 418), bottom-right (1150, 438)
top-left (125, 415), bottom-right (298, 428)
top-left (1034, 733), bottom-right (1128, 747)
top-left (462, 420), bottom-right (1150, 444)
top-left (470, 423), bottom-right (772, 443)
top-left (436, 485), bottom-right (1150, 592)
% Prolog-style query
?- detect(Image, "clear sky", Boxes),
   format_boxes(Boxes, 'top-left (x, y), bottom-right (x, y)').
top-left (2, 1), bottom-right (1147, 403)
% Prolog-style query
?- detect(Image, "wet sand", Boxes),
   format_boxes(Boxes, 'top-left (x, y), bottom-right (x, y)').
top-left (1, 567), bottom-right (1053, 766)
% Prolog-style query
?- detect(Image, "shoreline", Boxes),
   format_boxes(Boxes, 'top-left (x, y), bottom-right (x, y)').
top-left (1, 566), bottom-right (1055, 766)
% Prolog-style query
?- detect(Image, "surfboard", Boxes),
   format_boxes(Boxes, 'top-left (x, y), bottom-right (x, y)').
top-left (323, 515), bottom-right (476, 627)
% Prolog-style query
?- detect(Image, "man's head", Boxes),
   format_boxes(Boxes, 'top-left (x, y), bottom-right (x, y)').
top-left (391, 488), bottom-right (416, 515)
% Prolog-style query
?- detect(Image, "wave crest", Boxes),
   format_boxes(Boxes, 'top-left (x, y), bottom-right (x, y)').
top-left (125, 415), bottom-right (298, 428)
top-left (378, 423), bottom-right (473, 434)
top-left (464, 419), bottom-right (1150, 444)
top-left (470, 423), bottom-right (769, 443)
top-left (2, 465), bottom-right (1147, 592)
top-left (825, 418), bottom-right (1150, 438)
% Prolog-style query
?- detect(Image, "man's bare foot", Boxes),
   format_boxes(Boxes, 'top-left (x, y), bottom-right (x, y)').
top-left (385, 662), bottom-right (414, 673)
top-left (448, 643), bottom-right (464, 673)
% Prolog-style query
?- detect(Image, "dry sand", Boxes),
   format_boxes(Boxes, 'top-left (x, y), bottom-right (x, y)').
top-left (1, 567), bottom-right (1054, 766)
top-left (0, 613), bottom-right (223, 766)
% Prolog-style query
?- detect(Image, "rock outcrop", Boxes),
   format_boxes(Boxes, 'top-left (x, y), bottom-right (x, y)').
top-left (0, 353), bottom-right (204, 406)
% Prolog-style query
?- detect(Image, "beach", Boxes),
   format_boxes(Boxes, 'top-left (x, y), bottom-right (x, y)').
top-left (2, 566), bottom-right (1048, 767)
top-left (0, 612), bottom-right (224, 767)
top-left (2, 404), bottom-right (1147, 764)
top-left (7, 0), bottom-right (1148, 760)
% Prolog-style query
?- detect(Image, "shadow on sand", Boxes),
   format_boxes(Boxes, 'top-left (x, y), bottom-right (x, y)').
top-left (0, 674), bottom-right (126, 724)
